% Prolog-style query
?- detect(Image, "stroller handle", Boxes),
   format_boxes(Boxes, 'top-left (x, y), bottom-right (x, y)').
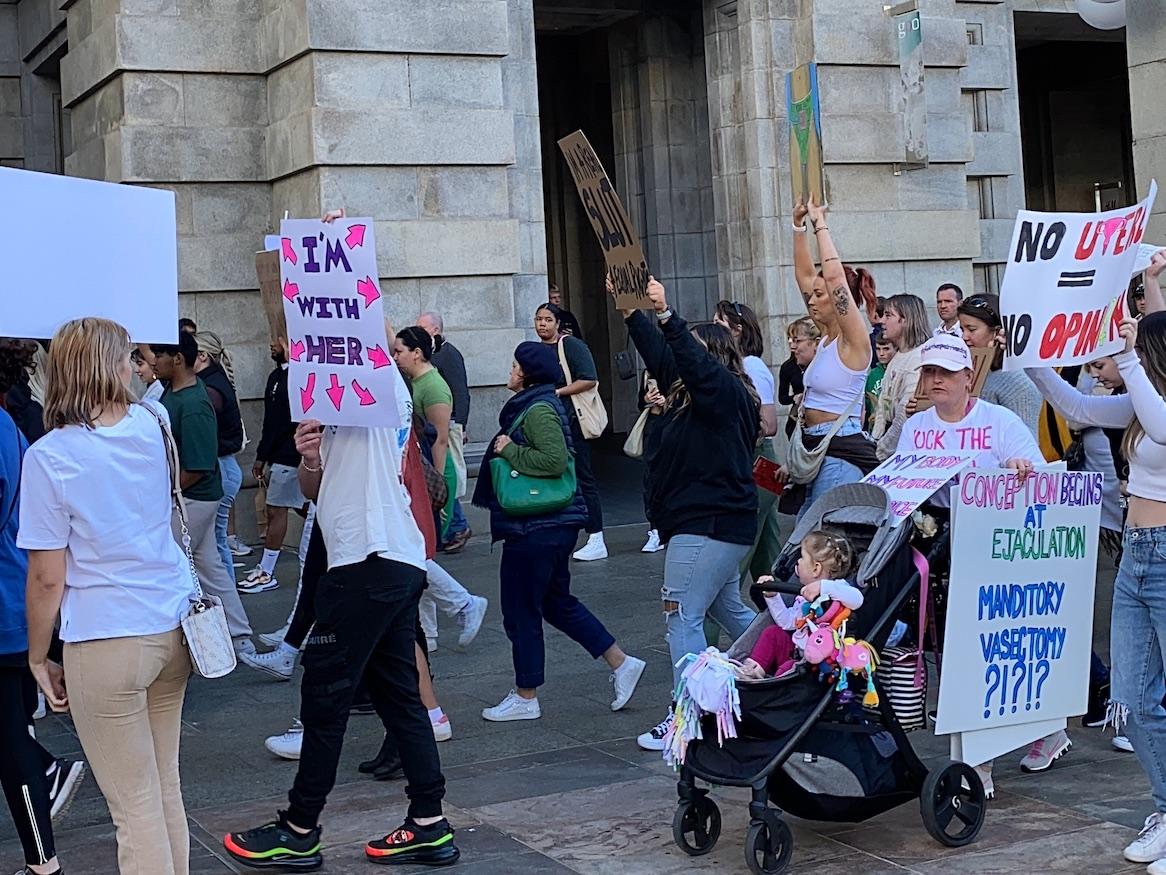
top-left (750, 580), bottom-right (803, 599)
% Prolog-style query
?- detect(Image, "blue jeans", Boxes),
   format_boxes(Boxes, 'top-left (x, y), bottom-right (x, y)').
top-left (1111, 525), bottom-right (1166, 811)
top-left (663, 534), bottom-right (756, 685)
top-left (215, 454), bottom-right (243, 578)
top-left (797, 418), bottom-right (865, 523)
top-left (444, 500), bottom-right (469, 541)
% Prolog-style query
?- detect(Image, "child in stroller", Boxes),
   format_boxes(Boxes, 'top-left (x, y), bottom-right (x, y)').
top-left (738, 530), bottom-right (865, 681)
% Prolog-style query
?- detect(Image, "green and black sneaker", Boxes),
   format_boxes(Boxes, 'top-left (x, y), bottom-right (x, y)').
top-left (224, 810), bottom-right (323, 871)
top-left (365, 818), bottom-right (459, 866)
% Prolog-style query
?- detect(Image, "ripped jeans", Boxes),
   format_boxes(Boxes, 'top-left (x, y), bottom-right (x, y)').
top-left (1110, 525), bottom-right (1166, 812)
top-left (663, 535), bottom-right (756, 686)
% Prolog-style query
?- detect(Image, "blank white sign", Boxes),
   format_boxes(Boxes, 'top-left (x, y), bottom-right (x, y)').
top-left (0, 167), bottom-right (179, 343)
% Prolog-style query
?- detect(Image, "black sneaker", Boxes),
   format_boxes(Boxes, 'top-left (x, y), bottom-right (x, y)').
top-left (47, 758), bottom-right (86, 820)
top-left (1082, 682), bottom-right (1110, 728)
top-left (365, 818), bottom-right (459, 866)
top-left (224, 811), bottom-right (323, 871)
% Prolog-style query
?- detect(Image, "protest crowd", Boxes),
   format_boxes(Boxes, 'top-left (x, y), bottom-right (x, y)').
top-left (1, 182), bottom-right (1166, 875)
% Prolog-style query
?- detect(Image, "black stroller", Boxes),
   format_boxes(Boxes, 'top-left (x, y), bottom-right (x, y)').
top-left (671, 484), bottom-right (985, 874)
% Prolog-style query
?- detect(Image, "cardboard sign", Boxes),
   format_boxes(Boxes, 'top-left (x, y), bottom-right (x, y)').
top-left (935, 468), bottom-right (1102, 740)
top-left (557, 130), bottom-right (650, 310)
top-left (256, 250), bottom-right (286, 345)
top-left (787, 63), bottom-right (826, 207)
top-left (861, 450), bottom-right (978, 526)
top-left (1000, 181), bottom-right (1157, 370)
top-left (0, 167), bottom-right (178, 343)
top-left (912, 346), bottom-right (994, 412)
top-left (279, 218), bottom-right (400, 428)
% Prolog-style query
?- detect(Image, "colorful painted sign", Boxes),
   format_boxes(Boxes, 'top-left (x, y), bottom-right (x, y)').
top-left (557, 130), bottom-right (650, 310)
top-left (935, 468), bottom-right (1102, 739)
top-left (787, 63), bottom-right (826, 207)
top-left (0, 167), bottom-right (178, 342)
top-left (861, 450), bottom-right (978, 526)
top-left (1000, 181), bottom-right (1157, 370)
top-left (279, 218), bottom-right (400, 428)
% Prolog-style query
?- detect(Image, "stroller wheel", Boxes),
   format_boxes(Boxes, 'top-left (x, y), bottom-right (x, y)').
top-left (921, 761), bottom-right (986, 847)
top-left (745, 818), bottom-right (792, 875)
top-left (672, 797), bottom-right (721, 856)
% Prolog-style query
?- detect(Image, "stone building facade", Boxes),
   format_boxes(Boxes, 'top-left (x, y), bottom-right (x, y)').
top-left (1, 0), bottom-right (1162, 445)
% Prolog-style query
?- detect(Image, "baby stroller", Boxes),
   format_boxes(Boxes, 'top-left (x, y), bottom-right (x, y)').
top-left (671, 484), bottom-right (985, 874)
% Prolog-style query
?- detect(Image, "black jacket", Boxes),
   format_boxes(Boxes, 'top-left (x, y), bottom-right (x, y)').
top-left (255, 366), bottom-right (300, 467)
top-left (431, 338), bottom-right (471, 426)
top-left (626, 311), bottom-right (758, 546)
top-left (199, 361), bottom-right (244, 456)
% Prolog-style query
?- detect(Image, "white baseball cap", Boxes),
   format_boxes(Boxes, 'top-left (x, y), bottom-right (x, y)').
top-left (919, 334), bottom-right (973, 372)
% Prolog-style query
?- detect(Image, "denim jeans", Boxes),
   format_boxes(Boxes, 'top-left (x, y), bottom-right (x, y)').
top-left (444, 500), bottom-right (469, 540)
top-left (797, 418), bottom-right (865, 523)
top-left (500, 527), bottom-right (615, 689)
top-left (1111, 525), bottom-right (1166, 812)
top-left (664, 534), bottom-right (756, 685)
top-left (215, 454), bottom-right (243, 577)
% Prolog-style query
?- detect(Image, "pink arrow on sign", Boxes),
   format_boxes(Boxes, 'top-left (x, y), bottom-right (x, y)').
top-left (345, 224), bottom-right (367, 249)
top-left (352, 380), bottom-right (376, 406)
top-left (368, 344), bottom-right (391, 369)
top-left (282, 279), bottom-right (299, 302)
top-left (356, 276), bottom-right (381, 309)
top-left (326, 373), bottom-right (345, 411)
top-left (300, 372), bottom-right (316, 412)
top-left (289, 340), bottom-right (305, 362)
top-left (281, 237), bottom-right (298, 265)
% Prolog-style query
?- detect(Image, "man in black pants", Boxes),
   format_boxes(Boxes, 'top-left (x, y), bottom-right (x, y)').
top-left (224, 370), bottom-right (458, 870)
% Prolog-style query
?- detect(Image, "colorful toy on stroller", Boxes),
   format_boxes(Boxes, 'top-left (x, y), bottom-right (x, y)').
top-left (670, 484), bottom-right (985, 875)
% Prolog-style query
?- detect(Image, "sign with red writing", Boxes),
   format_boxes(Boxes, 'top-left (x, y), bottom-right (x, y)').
top-left (1001, 181), bottom-right (1157, 370)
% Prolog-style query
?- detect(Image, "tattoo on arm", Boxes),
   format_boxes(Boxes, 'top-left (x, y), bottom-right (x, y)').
top-left (831, 285), bottom-right (851, 317)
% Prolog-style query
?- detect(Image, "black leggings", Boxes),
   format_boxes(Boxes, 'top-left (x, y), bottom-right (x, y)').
top-left (0, 660), bottom-right (56, 865)
top-left (570, 417), bottom-right (603, 534)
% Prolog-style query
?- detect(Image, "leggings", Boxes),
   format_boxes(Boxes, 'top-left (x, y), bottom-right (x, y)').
top-left (0, 660), bottom-right (56, 866)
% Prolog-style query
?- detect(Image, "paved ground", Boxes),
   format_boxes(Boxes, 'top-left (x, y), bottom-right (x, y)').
top-left (1, 444), bottom-right (1144, 874)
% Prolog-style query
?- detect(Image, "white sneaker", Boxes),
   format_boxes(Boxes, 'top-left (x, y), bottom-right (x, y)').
top-left (611, 656), bottom-right (646, 711)
top-left (228, 535), bottom-right (253, 557)
top-left (1113, 734), bottom-right (1134, 752)
top-left (432, 714), bottom-right (453, 742)
top-left (265, 719), bottom-right (303, 760)
top-left (426, 637), bottom-right (439, 654)
top-left (457, 596), bottom-right (488, 648)
top-left (1019, 729), bottom-right (1071, 772)
top-left (258, 624), bottom-right (290, 648)
top-left (241, 647), bottom-right (296, 681)
top-left (46, 759), bottom-right (86, 820)
top-left (573, 533), bottom-right (608, 562)
top-left (234, 638), bottom-right (257, 658)
top-left (1148, 857), bottom-right (1166, 875)
top-left (1125, 812), bottom-right (1166, 863)
top-left (641, 530), bottom-right (664, 553)
top-left (239, 567), bottom-right (278, 594)
top-left (973, 761), bottom-right (995, 800)
top-left (638, 711), bottom-right (674, 751)
top-left (482, 690), bottom-right (541, 722)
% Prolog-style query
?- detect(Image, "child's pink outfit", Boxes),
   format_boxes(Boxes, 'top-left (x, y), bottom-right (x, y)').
top-left (747, 579), bottom-right (865, 677)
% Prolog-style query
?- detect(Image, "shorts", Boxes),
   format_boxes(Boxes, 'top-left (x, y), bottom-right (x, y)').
top-left (266, 463), bottom-right (307, 509)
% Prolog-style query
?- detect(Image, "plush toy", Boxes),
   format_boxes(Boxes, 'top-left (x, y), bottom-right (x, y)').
top-left (835, 637), bottom-right (881, 708)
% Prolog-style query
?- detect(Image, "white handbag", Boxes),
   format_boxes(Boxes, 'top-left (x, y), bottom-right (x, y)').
top-left (785, 392), bottom-right (862, 485)
top-left (557, 338), bottom-right (610, 440)
top-left (145, 405), bottom-right (237, 679)
top-left (623, 408), bottom-right (651, 459)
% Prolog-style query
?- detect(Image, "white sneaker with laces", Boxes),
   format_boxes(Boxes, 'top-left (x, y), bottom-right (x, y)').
top-left (265, 719), bottom-right (303, 760)
top-left (573, 533), bottom-right (608, 562)
top-left (1148, 856), bottom-right (1166, 875)
top-left (1019, 729), bottom-right (1071, 772)
top-left (638, 711), bottom-right (674, 751)
top-left (432, 714), bottom-right (453, 742)
top-left (1113, 734), bottom-right (1134, 752)
top-left (482, 690), bottom-right (541, 722)
top-left (242, 647), bottom-right (296, 681)
top-left (234, 638), bottom-right (257, 658)
top-left (1126, 812), bottom-right (1166, 863)
top-left (641, 530), bottom-right (664, 553)
top-left (258, 624), bottom-right (290, 648)
top-left (239, 567), bottom-right (278, 594)
top-left (457, 596), bottom-right (488, 648)
top-left (228, 535), bottom-right (253, 557)
top-left (611, 656), bottom-right (646, 711)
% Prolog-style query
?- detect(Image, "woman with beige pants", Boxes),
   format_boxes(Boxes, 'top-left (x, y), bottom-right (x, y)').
top-left (21, 318), bottom-right (197, 875)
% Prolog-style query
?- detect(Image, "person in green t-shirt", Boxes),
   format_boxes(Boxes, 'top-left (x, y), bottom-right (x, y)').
top-left (865, 334), bottom-right (896, 431)
top-left (150, 332), bottom-right (253, 650)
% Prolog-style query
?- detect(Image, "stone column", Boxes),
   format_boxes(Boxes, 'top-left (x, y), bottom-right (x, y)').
top-left (1127, 2), bottom-right (1166, 237)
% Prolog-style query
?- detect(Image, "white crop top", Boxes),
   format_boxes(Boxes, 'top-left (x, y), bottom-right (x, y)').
top-left (1026, 353), bottom-right (1166, 503)
top-left (803, 336), bottom-right (868, 418)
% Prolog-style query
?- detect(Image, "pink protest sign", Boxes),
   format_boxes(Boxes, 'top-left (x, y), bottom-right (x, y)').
top-left (279, 218), bottom-right (400, 428)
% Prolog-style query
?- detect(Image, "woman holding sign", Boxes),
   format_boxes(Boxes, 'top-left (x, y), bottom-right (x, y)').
top-left (790, 196), bottom-right (879, 517)
top-left (957, 292), bottom-right (1042, 436)
top-left (1025, 255), bottom-right (1166, 870)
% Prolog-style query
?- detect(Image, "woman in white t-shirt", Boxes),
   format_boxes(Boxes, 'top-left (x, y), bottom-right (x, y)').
top-left (714, 299), bottom-right (784, 583)
top-left (20, 318), bottom-right (195, 875)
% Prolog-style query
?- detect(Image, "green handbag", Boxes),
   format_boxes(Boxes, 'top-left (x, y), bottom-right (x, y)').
top-left (490, 403), bottom-right (578, 517)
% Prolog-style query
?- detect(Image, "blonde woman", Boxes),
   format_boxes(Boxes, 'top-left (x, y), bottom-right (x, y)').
top-left (21, 318), bottom-right (196, 875)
